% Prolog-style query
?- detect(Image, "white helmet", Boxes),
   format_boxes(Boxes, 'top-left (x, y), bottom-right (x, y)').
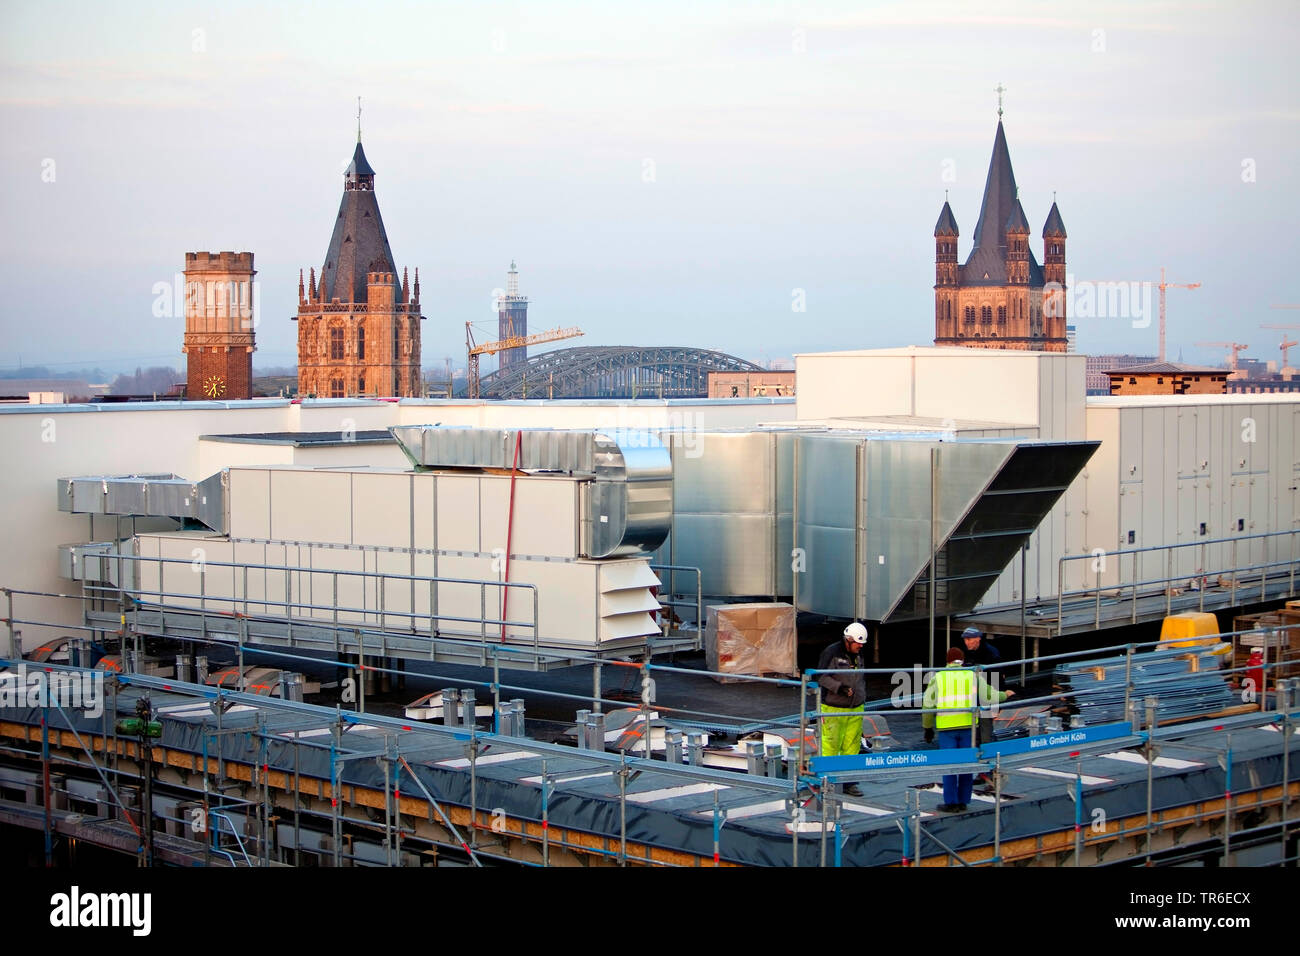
top-left (843, 621), bottom-right (868, 643)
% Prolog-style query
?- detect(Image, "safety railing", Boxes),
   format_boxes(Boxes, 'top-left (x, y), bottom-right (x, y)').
top-left (2, 587), bottom-right (1296, 867)
top-left (648, 563), bottom-right (704, 638)
top-left (1055, 528), bottom-right (1300, 636)
top-left (75, 550), bottom-right (542, 660)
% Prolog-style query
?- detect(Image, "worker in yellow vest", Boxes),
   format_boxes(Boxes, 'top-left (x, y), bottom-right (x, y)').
top-left (922, 646), bottom-right (1013, 812)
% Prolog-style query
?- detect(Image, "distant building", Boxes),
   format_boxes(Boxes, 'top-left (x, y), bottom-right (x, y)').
top-left (1066, 325), bottom-right (1077, 353)
top-left (1227, 379), bottom-right (1300, 394)
top-left (1085, 354), bottom-right (1156, 394)
top-left (1107, 362), bottom-right (1227, 396)
top-left (933, 115), bottom-right (1068, 352)
top-left (183, 251), bottom-right (256, 400)
top-left (296, 135), bottom-right (423, 398)
top-left (0, 379), bottom-right (106, 404)
top-left (707, 370), bottom-right (796, 398)
top-left (496, 261), bottom-right (529, 372)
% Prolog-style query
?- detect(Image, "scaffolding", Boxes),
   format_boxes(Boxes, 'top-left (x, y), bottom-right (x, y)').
top-left (0, 580), bottom-right (1296, 867)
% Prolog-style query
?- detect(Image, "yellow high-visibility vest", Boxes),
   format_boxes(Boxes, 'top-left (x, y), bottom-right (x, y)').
top-left (934, 667), bottom-right (977, 729)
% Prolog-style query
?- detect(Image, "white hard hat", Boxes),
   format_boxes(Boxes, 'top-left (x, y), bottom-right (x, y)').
top-left (844, 621), bottom-right (868, 643)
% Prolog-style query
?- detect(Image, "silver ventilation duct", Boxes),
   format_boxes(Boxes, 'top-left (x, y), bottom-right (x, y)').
top-left (793, 434), bottom-right (1098, 622)
top-left (57, 472), bottom-right (229, 534)
top-left (389, 425), bottom-right (672, 558)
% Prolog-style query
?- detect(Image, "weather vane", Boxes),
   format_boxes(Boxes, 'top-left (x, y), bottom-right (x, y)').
top-left (357, 96), bottom-right (362, 141)
top-left (995, 83), bottom-right (1006, 118)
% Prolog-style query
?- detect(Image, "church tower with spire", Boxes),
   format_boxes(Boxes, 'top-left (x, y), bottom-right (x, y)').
top-left (295, 120), bottom-right (423, 397)
top-left (933, 101), bottom-right (1067, 352)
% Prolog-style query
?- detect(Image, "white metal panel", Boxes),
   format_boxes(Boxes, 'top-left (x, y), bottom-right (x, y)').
top-left (269, 470), bottom-right (351, 544)
top-left (412, 472), bottom-right (437, 551)
top-left (371, 547), bottom-right (415, 631)
top-left (435, 554), bottom-right (494, 640)
top-left (512, 558), bottom-right (597, 644)
top-left (795, 353), bottom-right (914, 420)
top-left (303, 544), bottom-right (366, 626)
top-left (434, 474), bottom-right (481, 552)
top-left (915, 352), bottom-right (1044, 426)
top-left (352, 472), bottom-right (412, 549)
top-left (228, 468), bottom-right (271, 539)
top-left (479, 475), bottom-right (578, 559)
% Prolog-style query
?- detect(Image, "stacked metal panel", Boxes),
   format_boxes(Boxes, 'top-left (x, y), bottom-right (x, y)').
top-left (1055, 646), bottom-right (1235, 725)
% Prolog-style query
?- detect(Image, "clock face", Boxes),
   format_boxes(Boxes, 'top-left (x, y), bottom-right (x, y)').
top-left (203, 375), bottom-right (226, 398)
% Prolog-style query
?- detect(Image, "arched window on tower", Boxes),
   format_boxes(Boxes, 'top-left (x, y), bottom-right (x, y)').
top-left (330, 327), bottom-right (344, 360)
top-left (981, 306), bottom-right (992, 325)
top-left (357, 326), bottom-right (366, 361)
top-left (997, 306), bottom-right (1007, 325)
top-left (964, 307), bottom-right (976, 325)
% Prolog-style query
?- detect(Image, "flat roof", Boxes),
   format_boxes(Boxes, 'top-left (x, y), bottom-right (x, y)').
top-left (794, 414), bottom-right (1035, 431)
top-left (1087, 392), bottom-right (1300, 407)
top-left (794, 346), bottom-right (1076, 358)
top-left (200, 430), bottom-right (395, 446)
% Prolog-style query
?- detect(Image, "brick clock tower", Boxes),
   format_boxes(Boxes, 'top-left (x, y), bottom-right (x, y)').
top-left (183, 251), bottom-right (256, 399)
top-left (296, 135), bottom-right (423, 398)
top-left (932, 110), bottom-right (1068, 352)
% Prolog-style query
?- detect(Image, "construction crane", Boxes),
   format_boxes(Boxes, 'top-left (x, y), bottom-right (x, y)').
top-left (1195, 341), bottom-right (1249, 373)
top-left (465, 324), bottom-right (583, 399)
top-left (1261, 323), bottom-right (1300, 369)
top-left (1081, 268), bottom-right (1199, 362)
top-left (1156, 268), bottom-right (1201, 363)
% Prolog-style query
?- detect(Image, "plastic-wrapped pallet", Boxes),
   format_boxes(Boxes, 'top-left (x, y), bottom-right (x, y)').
top-left (704, 603), bottom-right (797, 684)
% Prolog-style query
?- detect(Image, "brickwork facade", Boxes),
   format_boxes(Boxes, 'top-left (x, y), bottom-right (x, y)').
top-left (295, 139), bottom-right (423, 398)
top-left (182, 251), bottom-right (255, 400)
top-left (933, 120), bottom-right (1068, 353)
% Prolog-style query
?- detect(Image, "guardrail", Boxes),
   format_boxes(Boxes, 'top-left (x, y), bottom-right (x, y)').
top-left (1056, 528), bottom-right (1300, 635)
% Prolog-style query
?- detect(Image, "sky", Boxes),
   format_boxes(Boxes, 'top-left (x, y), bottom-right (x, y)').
top-left (1, 0), bottom-right (1297, 375)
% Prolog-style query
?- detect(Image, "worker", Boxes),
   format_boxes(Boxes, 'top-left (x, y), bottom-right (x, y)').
top-left (923, 646), bottom-right (1014, 812)
top-left (817, 621), bottom-right (869, 797)
top-left (958, 626), bottom-right (1000, 668)
top-left (958, 626), bottom-right (1003, 774)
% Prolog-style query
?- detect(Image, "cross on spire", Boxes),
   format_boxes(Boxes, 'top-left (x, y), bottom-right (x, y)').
top-left (357, 96), bottom-right (362, 142)
top-left (995, 83), bottom-right (1006, 118)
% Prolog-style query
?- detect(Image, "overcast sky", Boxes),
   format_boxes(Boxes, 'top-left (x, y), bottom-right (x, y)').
top-left (1, 0), bottom-right (1297, 375)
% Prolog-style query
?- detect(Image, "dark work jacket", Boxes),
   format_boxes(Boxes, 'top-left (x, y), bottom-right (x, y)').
top-left (961, 639), bottom-right (1001, 669)
top-left (817, 640), bottom-right (866, 708)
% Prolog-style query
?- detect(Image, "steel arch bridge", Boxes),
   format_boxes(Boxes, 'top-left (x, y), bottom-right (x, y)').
top-left (473, 346), bottom-right (765, 399)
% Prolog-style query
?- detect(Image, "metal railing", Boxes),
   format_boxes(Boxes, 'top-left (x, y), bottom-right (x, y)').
top-left (79, 550), bottom-right (542, 659)
top-left (1055, 528), bottom-right (1300, 636)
